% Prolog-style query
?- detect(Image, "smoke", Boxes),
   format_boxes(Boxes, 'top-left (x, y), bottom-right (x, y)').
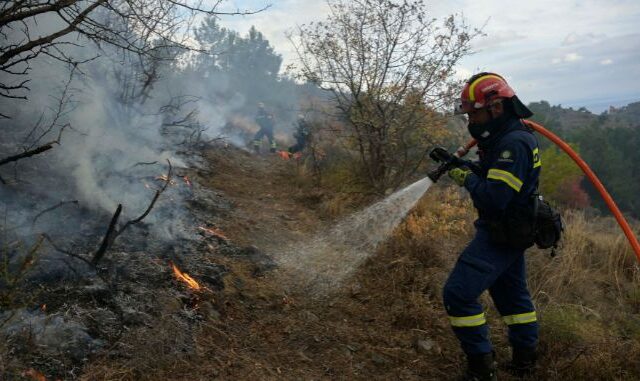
top-left (62, 77), bottom-right (184, 215)
top-left (0, 9), bottom-right (314, 254)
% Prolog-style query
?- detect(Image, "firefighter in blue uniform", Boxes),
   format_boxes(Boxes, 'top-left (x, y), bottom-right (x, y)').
top-left (444, 73), bottom-right (541, 380)
top-left (288, 114), bottom-right (311, 156)
top-left (253, 102), bottom-right (277, 153)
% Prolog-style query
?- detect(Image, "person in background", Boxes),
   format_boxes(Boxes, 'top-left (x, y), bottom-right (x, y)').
top-left (287, 114), bottom-right (311, 159)
top-left (253, 102), bottom-right (277, 153)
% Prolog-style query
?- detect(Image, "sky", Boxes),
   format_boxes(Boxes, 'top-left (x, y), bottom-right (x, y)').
top-left (217, 0), bottom-right (640, 113)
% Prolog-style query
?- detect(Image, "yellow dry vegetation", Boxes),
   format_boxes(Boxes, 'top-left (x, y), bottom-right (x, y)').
top-left (80, 149), bottom-right (640, 380)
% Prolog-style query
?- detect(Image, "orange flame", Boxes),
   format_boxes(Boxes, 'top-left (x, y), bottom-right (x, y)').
top-left (169, 261), bottom-right (201, 291)
top-left (198, 226), bottom-right (228, 241)
top-left (277, 150), bottom-right (291, 161)
top-left (22, 369), bottom-right (47, 381)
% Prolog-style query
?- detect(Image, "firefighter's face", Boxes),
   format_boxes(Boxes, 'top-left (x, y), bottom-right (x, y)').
top-left (467, 101), bottom-right (504, 124)
top-left (467, 107), bottom-right (491, 125)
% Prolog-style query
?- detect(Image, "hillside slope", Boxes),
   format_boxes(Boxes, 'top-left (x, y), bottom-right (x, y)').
top-left (79, 144), bottom-right (640, 380)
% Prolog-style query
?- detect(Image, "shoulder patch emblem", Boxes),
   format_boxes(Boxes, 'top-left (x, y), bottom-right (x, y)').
top-left (500, 150), bottom-right (512, 159)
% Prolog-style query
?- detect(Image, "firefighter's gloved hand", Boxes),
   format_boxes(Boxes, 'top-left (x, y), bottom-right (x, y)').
top-left (448, 167), bottom-right (471, 186)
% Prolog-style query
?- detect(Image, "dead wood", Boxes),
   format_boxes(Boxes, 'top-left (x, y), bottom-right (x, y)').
top-left (42, 160), bottom-right (172, 270)
top-left (91, 159), bottom-right (172, 266)
top-left (42, 233), bottom-right (94, 269)
top-left (32, 200), bottom-right (79, 227)
top-left (0, 142), bottom-right (55, 167)
top-left (91, 204), bottom-right (123, 267)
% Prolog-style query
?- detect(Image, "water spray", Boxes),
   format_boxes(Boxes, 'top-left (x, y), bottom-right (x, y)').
top-left (428, 120), bottom-right (640, 261)
top-left (278, 177), bottom-right (434, 291)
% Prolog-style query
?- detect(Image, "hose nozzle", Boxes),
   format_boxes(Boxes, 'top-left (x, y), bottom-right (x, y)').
top-left (427, 147), bottom-right (458, 182)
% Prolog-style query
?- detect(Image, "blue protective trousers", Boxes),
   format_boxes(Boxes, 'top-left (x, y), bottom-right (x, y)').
top-left (442, 227), bottom-right (538, 355)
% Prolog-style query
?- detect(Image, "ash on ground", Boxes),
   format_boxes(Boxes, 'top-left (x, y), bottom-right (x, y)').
top-left (0, 144), bottom-right (276, 380)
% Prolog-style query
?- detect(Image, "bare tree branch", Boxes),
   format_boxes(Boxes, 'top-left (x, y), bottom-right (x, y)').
top-left (0, 0), bottom-right (108, 67)
top-left (91, 203), bottom-right (123, 266)
top-left (32, 200), bottom-right (79, 227)
top-left (91, 159), bottom-right (173, 266)
top-left (1, 0), bottom-right (270, 100)
top-left (23, 64), bottom-right (77, 148)
top-left (0, 141), bottom-right (55, 167)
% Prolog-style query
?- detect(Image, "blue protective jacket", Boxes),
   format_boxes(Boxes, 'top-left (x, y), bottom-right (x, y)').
top-left (463, 118), bottom-right (541, 226)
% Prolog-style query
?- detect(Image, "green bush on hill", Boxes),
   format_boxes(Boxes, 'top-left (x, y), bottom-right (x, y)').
top-left (530, 101), bottom-right (640, 218)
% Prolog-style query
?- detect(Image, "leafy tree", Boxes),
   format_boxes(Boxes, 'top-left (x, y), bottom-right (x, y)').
top-left (289, 0), bottom-right (478, 193)
top-left (531, 101), bottom-right (640, 218)
top-left (539, 145), bottom-right (589, 208)
top-left (573, 124), bottom-right (640, 217)
top-left (190, 17), bottom-right (286, 110)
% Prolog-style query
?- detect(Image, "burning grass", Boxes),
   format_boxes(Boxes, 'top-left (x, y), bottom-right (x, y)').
top-left (6, 141), bottom-right (640, 380)
top-left (169, 260), bottom-right (203, 291)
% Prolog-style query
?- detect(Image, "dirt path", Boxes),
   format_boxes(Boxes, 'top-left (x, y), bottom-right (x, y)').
top-left (199, 146), bottom-right (323, 250)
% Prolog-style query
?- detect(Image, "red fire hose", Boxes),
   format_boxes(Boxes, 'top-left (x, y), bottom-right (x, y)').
top-left (456, 121), bottom-right (640, 261)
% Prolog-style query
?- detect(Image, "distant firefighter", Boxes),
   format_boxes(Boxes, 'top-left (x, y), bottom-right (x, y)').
top-left (287, 114), bottom-right (311, 157)
top-left (253, 102), bottom-right (276, 153)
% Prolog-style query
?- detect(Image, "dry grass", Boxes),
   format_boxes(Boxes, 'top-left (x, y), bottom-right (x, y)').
top-left (82, 185), bottom-right (640, 380)
top-left (526, 210), bottom-right (640, 379)
top-left (371, 189), bottom-right (640, 380)
top-left (71, 152), bottom-right (640, 381)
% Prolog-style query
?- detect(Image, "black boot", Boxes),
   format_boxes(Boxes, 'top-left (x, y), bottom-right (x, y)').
top-left (460, 352), bottom-right (497, 381)
top-left (506, 346), bottom-right (536, 376)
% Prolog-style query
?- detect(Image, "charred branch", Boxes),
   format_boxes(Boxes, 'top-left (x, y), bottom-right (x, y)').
top-left (42, 233), bottom-right (94, 269)
top-left (162, 109), bottom-right (199, 128)
top-left (0, 141), bottom-right (55, 167)
top-left (42, 160), bottom-right (172, 269)
top-left (32, 200), bottom-right (79, 227)
top-left (91, 160), bottom-right (172, 266)
top-left (114, 159), bottom-right (172, 238)
top-left (132, 161), bottom-right (158, 167)
top-left (91, 204), bottom-right (123, 267)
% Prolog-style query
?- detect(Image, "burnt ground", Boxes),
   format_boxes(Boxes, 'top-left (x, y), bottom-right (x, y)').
top-left (103, 142), bottom-right (511, 380)
top-left (3, 143), bottom-right (550, 380)
top-left (165, 145), bottom-right (465, 380)
top-left (76, 144), bottom-right (471, 380)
